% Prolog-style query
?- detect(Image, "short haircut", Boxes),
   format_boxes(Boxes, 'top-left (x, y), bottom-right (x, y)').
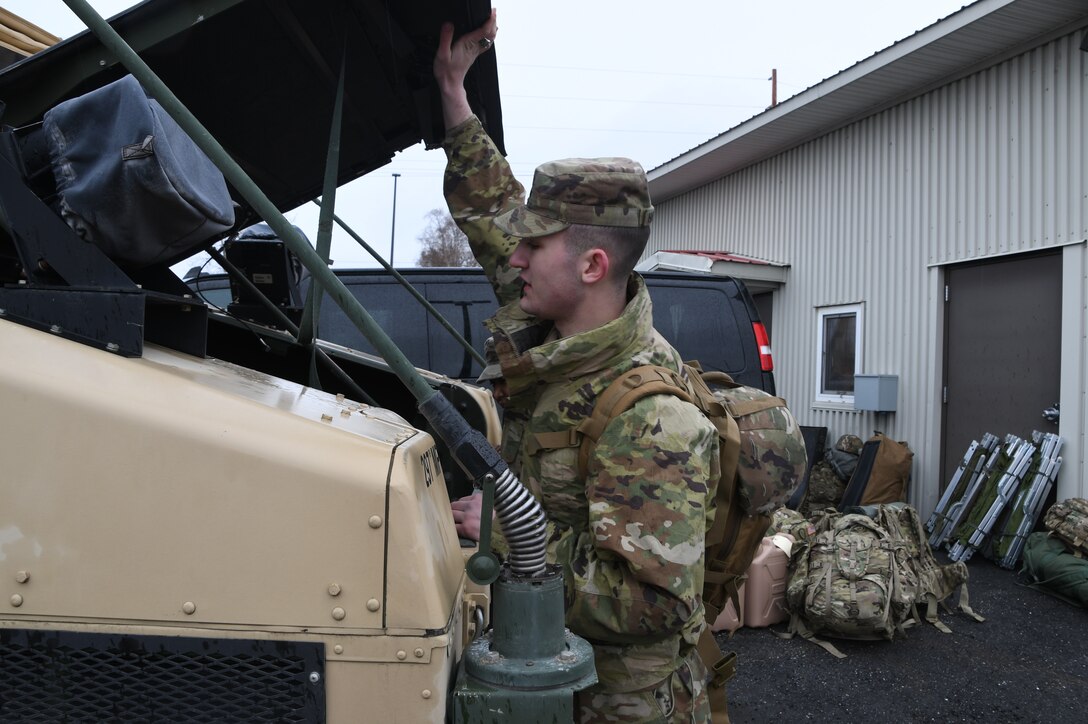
top-left (564, 223), bottom-right (650, 287)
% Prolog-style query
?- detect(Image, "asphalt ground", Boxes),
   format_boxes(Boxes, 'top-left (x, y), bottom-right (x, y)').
top-left (717, 554), bottom-right (1087, 723)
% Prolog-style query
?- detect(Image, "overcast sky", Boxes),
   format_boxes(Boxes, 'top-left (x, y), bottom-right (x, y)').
top-left (10, 0), bottom-right (972, 270)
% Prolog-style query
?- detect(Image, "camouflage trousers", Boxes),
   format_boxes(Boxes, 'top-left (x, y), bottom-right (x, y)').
top-left (575, 650), bottom-right (710, 723)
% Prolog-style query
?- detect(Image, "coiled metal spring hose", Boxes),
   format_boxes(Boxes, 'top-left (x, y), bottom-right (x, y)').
top-left (491, 467), bottom-right (548, 577)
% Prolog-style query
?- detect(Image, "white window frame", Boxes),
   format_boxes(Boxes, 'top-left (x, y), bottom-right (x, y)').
top-left (814, 303), bottom-right (863, 406)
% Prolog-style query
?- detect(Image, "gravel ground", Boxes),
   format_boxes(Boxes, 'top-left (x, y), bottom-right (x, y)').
top-left (717, 555), bottom-right (1087, 723)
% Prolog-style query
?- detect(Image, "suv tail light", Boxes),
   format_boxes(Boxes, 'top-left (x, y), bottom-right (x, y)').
top-left (753, 322), bottom-right (774, 372)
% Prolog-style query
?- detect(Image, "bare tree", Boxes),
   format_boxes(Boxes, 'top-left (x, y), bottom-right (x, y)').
top-left (416, 209), bottom-right (478, 267)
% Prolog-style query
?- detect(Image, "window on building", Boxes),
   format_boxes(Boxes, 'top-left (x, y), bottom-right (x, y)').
top-left (816, 304), bottom-right (863, 404)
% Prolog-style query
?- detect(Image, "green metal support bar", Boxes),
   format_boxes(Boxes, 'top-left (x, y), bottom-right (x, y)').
top-left (207, 248), bottom-right (301, 335)
top-left (313, 199), bottom-right (486, 368)
top-left (297, 51), bottom-right (346, 352)
top-left (61, 0), bottom-right (437, 404)
top-left (206, 247), bottom-right (377, 407)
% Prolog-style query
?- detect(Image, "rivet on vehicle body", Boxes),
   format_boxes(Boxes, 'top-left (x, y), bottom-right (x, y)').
top-left (182, 601), bottom-right (196, 615)
top-left (366, 598), bottom-right (380, 612)
top-left (421, 690), bottom-right (432, 699)
top-left (336, 393), bottom-right (345, 402)
top-left (396, 650), bottom-right (407, 661)
top-left (333, 645), bottom-right (344, 655)
top-left (15, 571), bottom-right (29, 584)
top-left (414, 648), bottom-right (424, 658)
top-left (321, 414), bottom-right (333, 423)
top-left (331, 607), bottom-right (346, 621)
top-left (309, 671), bottom-right (321, 684)
top-left (10, 594), bottom-right (22, 607)
top-left (340, 409), bottom-right (351, 418)
top-left (328, 583), bottom-right (342, 597)
top-left (368, 515), bottom-right (383, 529)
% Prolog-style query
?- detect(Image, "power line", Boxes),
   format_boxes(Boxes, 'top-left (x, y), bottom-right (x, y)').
top-left (504, 93), bottom-right (764, 110)
top-left (502, 62), bottom-right (766, 82)
top-left (508, 125), bottom-right (722, 136)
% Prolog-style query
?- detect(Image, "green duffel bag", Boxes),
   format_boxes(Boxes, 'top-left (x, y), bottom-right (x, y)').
top-left (1020, 532), bottom-right (1088, 608)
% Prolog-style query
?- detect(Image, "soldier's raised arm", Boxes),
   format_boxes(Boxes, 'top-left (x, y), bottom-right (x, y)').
top-left (435, 12), bottom-right (525, 306)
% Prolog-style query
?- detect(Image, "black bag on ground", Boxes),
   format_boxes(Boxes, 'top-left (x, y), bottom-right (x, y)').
top-left (787, 425), bottom-right (828, 510)
top-left (839, 434), bottom-right (913, 510)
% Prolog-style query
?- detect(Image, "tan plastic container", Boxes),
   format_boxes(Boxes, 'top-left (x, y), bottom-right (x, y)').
top-left (711, 583), bottom-right (745, 633)
top-left (742, 534), bottom-right (794, 628)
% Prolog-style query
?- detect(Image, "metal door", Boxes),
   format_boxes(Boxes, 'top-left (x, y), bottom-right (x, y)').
top-left (940, 251), bottom-right (1062, 487)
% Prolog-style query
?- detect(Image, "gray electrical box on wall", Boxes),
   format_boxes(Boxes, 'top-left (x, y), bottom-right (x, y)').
top-left (854, 374), bottom-right (898, 412)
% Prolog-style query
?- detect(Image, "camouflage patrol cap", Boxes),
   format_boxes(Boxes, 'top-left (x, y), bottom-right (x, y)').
top-left (494, 157), bottom-right (654, 238)
top-left (476, 336), bottom-right (503, 384)
top-left (834, 434), bottom-right (864, 455)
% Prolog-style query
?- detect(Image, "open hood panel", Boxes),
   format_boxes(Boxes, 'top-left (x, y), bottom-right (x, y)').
top-left (0, 0), bottom-right (503, 221)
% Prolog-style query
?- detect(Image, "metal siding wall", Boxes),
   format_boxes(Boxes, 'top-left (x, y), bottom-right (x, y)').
top-left (648, 29), bottom-right (1088, 511)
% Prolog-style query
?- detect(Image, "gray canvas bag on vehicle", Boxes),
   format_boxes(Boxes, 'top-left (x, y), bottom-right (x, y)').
top-left (43, 74), bottom-right (235, 268)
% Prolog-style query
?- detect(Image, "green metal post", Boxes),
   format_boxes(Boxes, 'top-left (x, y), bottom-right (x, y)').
top-left (297, 51), bottom-right (346, 351)
top-left (312, 199), bottom-right (486, 368)
top-left (207, 247), bottom-right (377, 406)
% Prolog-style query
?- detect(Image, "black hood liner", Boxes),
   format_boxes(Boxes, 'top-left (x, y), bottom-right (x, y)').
top-left (0, 0), bottom-right (503, 228)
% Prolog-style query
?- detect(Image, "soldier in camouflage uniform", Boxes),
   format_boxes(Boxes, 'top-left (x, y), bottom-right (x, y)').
top-left (437, 13), bottom-right (716, 723)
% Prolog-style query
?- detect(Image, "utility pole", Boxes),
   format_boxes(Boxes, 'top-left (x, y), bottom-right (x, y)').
top-left (390, 172), bottom-right (401, 266)
top-left (768, 69), bottom-right (778, 109)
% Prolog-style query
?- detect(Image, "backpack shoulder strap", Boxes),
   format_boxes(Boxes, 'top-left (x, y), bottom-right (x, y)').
top-left (574, 365), bottom-right (692, 479)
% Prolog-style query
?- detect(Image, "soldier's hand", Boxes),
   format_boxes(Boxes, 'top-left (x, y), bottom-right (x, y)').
top-left (451, 491), bottom-right (486, 541)
top-left (434, 9), bottom-right (497, 129)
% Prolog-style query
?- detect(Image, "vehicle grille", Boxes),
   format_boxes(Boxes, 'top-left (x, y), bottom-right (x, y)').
top-left (0, 628), bottom-right (324, 722)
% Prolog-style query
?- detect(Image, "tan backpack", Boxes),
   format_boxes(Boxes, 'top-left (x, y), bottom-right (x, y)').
top-left (571, 363), bottom-right (807, 716)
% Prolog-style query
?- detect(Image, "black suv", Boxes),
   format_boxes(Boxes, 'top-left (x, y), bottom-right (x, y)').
top-left (188, 266), bottom-right (776, 393)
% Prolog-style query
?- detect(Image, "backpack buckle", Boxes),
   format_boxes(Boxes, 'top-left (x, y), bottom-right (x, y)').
top-left (709, 651), bottom-right (737, 687)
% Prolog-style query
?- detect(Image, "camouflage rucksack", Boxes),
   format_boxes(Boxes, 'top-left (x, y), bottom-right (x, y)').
top-left (783, 512), bottom-right (906, 657)
top-left (873, 503), bottom-right (982, 633)
top-left (799, 460), bottom-right (847, 517)
top-left (573, 364), bottom-right (807, 694)
top-left (1044, 498), bottom-right (1088, 556)
top-left (783, 505), bottom-right (983, 657)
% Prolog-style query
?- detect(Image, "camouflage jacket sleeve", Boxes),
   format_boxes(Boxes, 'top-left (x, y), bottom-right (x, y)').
top-left (442, 115), bottom-right (525, 306)
top-left (556, 396), bottom-right (719, 646)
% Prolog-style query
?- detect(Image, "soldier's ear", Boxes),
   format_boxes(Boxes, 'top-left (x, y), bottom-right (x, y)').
top-left (580, 247), bottom-right (610, 285)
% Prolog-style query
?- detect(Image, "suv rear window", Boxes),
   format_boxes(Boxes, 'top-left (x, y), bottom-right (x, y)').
top-left (649, 284), bottom-right (746, 373)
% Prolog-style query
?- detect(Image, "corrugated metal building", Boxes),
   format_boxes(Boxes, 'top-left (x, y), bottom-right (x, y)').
top-left (644, 0), bottom-right (1088, 516)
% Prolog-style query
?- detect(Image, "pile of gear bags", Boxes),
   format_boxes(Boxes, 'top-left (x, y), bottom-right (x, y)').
top-left (713, 428), bottom-right (1083, 658)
